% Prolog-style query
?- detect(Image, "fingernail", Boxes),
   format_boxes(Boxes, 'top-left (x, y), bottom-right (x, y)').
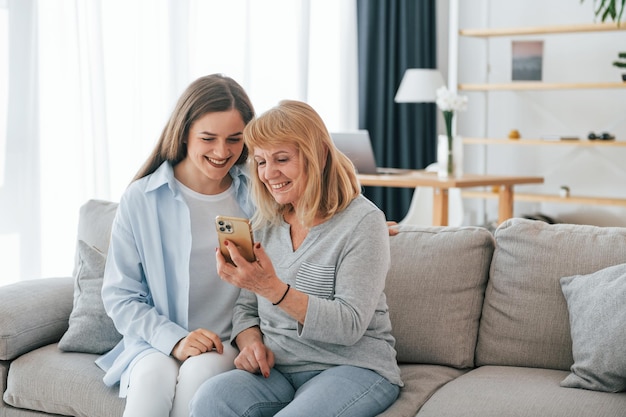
top-left (255, 243), bottom-right (261, 249)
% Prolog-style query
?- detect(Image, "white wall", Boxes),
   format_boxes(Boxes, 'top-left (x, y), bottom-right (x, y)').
top-left (438, 0), bottom-right (626, 227)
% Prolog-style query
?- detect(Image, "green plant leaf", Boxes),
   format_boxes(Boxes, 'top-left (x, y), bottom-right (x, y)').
top-left (619, 0), bottom-right (626, 21)
top-left (581, 0), bottom-right (625, 23)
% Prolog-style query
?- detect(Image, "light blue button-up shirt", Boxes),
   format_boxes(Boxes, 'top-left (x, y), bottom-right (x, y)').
top-left (96, 161), bottom-right (254, 393)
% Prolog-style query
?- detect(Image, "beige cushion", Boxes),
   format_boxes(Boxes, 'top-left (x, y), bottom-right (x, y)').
top-left (476, 218), bottom-right (626, 370)
top-left (386, 225), bottom-right (494, 368)
top-left (378, 364), bottom-right (467, 417)
top-left (417, 365), bottom-right (626, 417)
top-left (4, 344), bottom-right (124, 417)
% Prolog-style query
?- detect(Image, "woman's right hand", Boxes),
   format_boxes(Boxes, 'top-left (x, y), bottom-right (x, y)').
top-left (171, 328), bottom-right (224, 361)
top-left (234, 327), bottom-right (275, 378)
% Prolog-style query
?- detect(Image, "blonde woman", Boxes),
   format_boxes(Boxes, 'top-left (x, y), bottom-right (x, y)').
top-left (190, 100), bottom-right (402, 417)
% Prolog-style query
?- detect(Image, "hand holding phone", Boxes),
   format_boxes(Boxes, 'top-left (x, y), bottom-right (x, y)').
top-left (215, 216), bottom-right (256, 264)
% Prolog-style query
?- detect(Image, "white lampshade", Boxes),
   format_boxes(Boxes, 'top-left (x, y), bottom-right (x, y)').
top-left (394, 69), bottom-right (445, 103)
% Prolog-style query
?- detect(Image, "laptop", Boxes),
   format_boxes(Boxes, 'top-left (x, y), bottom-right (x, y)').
top-left (330, 130), bottom-right (409, 175)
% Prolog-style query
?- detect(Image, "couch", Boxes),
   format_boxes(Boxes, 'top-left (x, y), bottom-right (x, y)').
top-left (2, 199), bottom-right (626, 417)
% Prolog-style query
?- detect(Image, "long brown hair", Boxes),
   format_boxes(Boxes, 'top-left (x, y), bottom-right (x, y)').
top-left (133, 74), bottom-right (255, 181)
top-left (245, 100), bottom-right (360, 228)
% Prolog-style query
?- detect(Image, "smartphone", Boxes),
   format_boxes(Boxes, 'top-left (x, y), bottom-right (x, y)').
top-left (215, 216), bottom-right (256, 264)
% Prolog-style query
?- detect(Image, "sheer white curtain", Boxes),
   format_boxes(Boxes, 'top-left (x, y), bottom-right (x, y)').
top-left (0, 0), bottom-right (358, 284)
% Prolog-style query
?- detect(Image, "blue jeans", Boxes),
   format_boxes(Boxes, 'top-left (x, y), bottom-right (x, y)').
top-left (189, 365), bottom-right (400, 417)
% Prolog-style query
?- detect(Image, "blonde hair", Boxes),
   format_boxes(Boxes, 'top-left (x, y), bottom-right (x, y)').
top-left (133, 74), bottom-right (254, 181)
top-left (245, 100), bottom-right (360, 229)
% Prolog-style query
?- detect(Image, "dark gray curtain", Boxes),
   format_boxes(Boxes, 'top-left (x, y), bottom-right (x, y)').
top-left (356, 0), bottom-right (438, 221)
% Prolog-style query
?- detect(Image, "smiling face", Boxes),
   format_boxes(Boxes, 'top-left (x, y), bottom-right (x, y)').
top-left (175, 109), bottom-right (246, 194)
top-left (253, 144), bottom-right (306, 208)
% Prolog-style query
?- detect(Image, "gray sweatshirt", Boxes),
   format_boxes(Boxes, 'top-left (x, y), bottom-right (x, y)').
top-left (232, 195), bottom-right (403, 387)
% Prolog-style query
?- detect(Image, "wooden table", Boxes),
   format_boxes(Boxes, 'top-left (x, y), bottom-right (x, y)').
top-left (357, 170), bottom-right (544, 226)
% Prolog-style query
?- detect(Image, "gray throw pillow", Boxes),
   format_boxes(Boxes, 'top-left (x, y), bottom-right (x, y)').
top-left (58, 240), bottom-right (122, 354)
top-left (559, 262), bottom-right (626, 392)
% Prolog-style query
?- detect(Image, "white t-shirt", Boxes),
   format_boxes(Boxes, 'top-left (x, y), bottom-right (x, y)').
top-left (176, 179), bottom-right (246, 338)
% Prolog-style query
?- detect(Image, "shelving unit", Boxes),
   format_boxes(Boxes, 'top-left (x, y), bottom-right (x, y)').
top-left (450, 3), bottom-right (626, 219)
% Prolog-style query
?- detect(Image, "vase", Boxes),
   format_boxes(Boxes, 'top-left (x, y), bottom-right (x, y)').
top-left (437, 134), bottom-right (463, 178)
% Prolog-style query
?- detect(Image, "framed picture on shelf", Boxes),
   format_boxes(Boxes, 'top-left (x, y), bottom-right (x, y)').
top-left (512, 40), bottom-right (544, 81)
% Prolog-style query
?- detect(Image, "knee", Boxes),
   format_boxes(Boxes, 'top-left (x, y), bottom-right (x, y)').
top-left (130, 352), bottom-right (179, 383)
top-left (124, 353), bottom-right (180, 414)
top-left (188, 375), bottom-right (225, 415)
top-left (179, 350), bottom-right (236, 383)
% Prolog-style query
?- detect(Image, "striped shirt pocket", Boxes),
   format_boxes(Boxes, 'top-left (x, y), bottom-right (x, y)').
top-left (295, 262), bottom-right (336, 299)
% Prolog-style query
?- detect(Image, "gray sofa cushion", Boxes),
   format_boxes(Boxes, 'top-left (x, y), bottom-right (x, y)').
top-left (0, 278), bottom-right (73, 361)
top-left (476, 218), bottom-right (626, 370)
top-left (1, 360), bottom-right (8, 400)
top-left (379, 364), bottom-right (467, 417)
top-left (386, 226), bottom-right (494, 368)
top-left (73, 199), bottom-right (118, 277)
top-left (416, 366), bottom-right (626, 417)
top-left (59, 241), bottom-right (122, 354)
top-left (560, 263), bottom-right (626, 392)
top-left (4, 344), bottom-right (124, 417)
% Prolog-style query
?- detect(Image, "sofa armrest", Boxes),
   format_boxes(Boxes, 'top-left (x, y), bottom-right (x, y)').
top-left (0, 277), bottom-right (73, 360)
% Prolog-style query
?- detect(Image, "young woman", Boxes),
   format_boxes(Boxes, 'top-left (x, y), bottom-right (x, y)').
top-left (96, 74), bottom-right (255, 417)
top-left (189, 100), bottom-right (402, 417)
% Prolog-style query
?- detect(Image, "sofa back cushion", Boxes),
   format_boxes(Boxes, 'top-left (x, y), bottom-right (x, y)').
top-left (386, 226), bottom-right (494, 368)
top-left (73, 199), bottom-right (118, 276)
top-left (476, 218), bottom-right (626, 370)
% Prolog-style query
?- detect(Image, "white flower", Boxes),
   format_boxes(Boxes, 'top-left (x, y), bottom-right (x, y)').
top-left (435, 87), bottom-right (468, 176)
top-left (436, 86), bottom-right (468, 112)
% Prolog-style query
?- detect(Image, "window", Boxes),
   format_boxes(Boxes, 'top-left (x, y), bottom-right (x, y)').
top-left (0, 0), bottom-right (20, 286)
top-left (0, 0), bottom-right (7, 187)
top-left (1, 0), bottom-right (358, 284)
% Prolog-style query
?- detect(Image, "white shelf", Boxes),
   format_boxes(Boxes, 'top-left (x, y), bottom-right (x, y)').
top-left (463, 138), bottom-right (626, 146)
top-left (459, 82), bottom-right (626, 91)
top-left (463, 190), bottom-right (626, 207)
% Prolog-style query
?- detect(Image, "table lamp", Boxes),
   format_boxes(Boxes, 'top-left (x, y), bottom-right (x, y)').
top-left (394, 68), bottom-right (464, 180)
top-left (394, 69), bottom-right (445, 103)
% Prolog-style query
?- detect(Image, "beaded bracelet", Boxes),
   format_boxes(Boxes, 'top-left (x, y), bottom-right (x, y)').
top-left (273, 284), bottom-right (291, 306)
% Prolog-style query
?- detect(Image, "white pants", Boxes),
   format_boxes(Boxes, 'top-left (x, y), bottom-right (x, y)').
top-left (122, 344), bottom-right (238, 417)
